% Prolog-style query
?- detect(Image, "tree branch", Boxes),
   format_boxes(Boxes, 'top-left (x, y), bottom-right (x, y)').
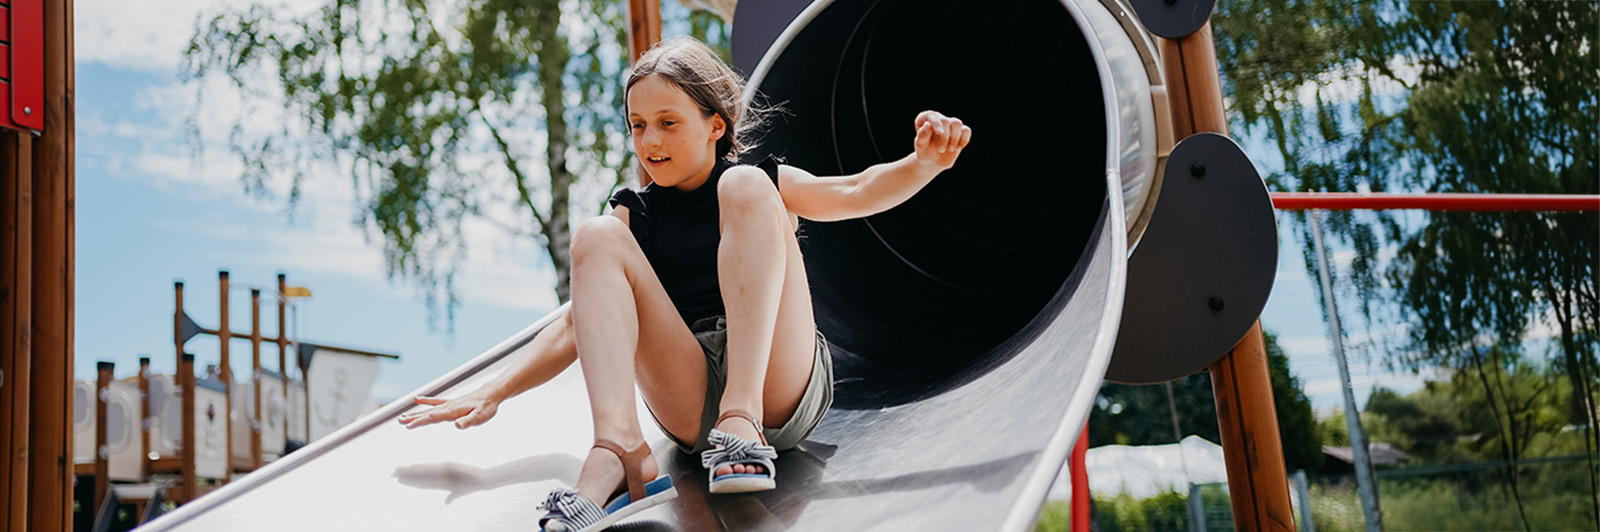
top-left (479, 110), bottom-right (551, 232)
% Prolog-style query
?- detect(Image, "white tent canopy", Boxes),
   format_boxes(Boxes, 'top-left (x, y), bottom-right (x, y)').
top-left (1051, 435), bottom-right (1231, 500)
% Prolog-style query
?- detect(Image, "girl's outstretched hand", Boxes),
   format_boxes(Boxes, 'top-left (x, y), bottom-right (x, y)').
top-left (398, 389), bottom-right (501, 430)
top-left (912, 110), bottom-right (972, 172)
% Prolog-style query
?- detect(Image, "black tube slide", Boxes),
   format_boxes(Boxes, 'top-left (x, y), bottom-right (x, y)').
top-left (744, 0), bottom-right (1109, 407)
top-left (141, 2), bottom-right (1130, 530)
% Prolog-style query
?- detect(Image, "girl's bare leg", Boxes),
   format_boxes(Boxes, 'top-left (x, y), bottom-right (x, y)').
top-left (713, 167), bottom-right (820, 475)
top-left (568, 215), bottom-right (706, 503)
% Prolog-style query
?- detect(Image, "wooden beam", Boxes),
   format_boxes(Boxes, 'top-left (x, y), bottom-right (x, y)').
top-left (251, 289), bottom-right (262, 471)
top-left (3, 131), bottom-right (35, 532)
top-left (1159, 22), bottom-right (1296, 532)
top-left (218, 271), bottom-right (231, 482)
top-left (94, 362), bottom-right (111, 516)
top-left (138, 357), bottom-right (150, 480)
top-left (180, 353), bottom-right (196, 503)
top-left (30, 0), bottom-right (74, 525)
top-left (627, 0), bottom-right (662, 62)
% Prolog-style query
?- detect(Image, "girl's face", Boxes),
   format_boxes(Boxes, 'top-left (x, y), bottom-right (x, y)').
top-left (628, 74), bottom-right (726, 190)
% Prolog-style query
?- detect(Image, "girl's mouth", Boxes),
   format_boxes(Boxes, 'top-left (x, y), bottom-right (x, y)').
top-left (645, 156), bottom-right (670, 166)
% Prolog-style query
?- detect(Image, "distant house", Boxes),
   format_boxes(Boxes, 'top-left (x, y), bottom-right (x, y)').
top-left (1322, 443), bottom-right (1411, 470)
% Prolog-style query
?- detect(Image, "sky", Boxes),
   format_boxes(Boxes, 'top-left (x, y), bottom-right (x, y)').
top-left (71, 0), bottom-right (1448, 419)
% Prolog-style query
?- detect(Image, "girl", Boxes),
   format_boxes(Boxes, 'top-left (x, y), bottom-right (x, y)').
top-left (398, 36), bottom-right (970, 532)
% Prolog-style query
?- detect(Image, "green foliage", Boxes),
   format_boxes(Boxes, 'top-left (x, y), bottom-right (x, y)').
top-left (1266, 329), bottom-right (1325, 474)
top-left (1090, 329), bottom-right (1323, 473)
top-left (1033, 499), bottom-right (1073, 532)
top-left (1090, 491), bottom-right (1190, 532)
top-left (1333, 366), bottom-right (1599, 529)
top-left (1214, 0), bottom-right (1599, 519)
top-left (184, 0), bottom-right (729, 327)
top-left (1309, 481), bottom-right (1364, 532)
top-left (1379, 472), bottom-right (1600, 531)
top-left (1356, 364), bottom-right (1587, 467)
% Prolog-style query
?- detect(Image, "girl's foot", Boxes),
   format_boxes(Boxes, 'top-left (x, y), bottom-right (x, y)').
top-left (712, 415), bottom-right (767, 478)
top-left (541, 439), bottom-right (676, 532)
top-left (573, 440), bottom-right (660, 504)
top-left (702, 409), bottom-right (778, 493)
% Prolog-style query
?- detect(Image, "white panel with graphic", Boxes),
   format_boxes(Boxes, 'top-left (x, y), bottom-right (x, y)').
top-left (306, 349), bottom-right (380, 442)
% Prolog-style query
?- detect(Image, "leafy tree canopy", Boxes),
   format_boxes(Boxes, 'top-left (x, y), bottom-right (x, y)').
top-left (184, 0), bottom-right (728, 329)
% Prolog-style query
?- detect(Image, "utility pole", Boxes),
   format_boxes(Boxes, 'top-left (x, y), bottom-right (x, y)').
top-left (1310, 211), bottom-right (1382, 532)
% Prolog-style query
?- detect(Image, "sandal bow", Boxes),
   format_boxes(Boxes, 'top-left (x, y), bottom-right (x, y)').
top-left (538, 489), bottom-right (605, 531)
top-left (701, 430), bottom-right (778, 469)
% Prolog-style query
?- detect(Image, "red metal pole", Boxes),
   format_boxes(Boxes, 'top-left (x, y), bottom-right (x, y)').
top-left (1071, 422), bottom-right (1091, 532)
top-left (1271, 192), bottom-right (1600, 212)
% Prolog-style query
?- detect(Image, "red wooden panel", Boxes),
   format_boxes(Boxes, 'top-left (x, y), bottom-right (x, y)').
top-left (1, 6), bottom-right (10, 43)
top-left (8, 0), bottom-right (40, 131)
top-left (0, 43), bottom-right (8, 79)
top-left (0, 80), bottom-right (9, 126)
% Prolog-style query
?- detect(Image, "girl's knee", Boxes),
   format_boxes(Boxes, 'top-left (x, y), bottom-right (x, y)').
top-left (717, 165), bottom-right (782, 214)
top-left (571, 216), bottom-right (633, 267)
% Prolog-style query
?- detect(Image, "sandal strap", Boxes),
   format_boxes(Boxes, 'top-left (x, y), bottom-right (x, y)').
top-left (592, 439), bottom-right (649, 504)
top-left (701, 429), bottom-right (778, 470)
top-left (715, 409), bottom-right (767, 445)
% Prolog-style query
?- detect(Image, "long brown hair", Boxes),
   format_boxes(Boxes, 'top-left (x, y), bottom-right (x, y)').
top-left (626, 37), bottom-right (764, 161)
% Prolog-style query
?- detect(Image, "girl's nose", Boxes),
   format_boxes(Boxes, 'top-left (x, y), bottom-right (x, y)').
top-left (638, 127), bottom-right (662, 149)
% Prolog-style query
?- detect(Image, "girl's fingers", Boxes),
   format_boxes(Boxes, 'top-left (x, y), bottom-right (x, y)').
top-left (940, 118), bottom-right (953, 153)
top-left (414, 396), bottom-right (446, 405)
top-left (958, 126), bottom-right (973, 150)
top-left (915, 121), bottom-right (933, 151)
top-left (455, 407), bottom-right (489, 429)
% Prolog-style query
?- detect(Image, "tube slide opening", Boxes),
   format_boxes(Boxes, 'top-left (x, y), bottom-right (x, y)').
top-left (747, 0), bottom-right (1112, 408)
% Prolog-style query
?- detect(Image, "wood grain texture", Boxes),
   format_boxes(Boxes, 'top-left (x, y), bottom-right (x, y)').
top-left (1159, 19), bottom-right (1297, 532)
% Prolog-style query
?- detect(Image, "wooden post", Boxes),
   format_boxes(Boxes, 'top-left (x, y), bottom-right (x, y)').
top-left (627, 0), bottom-right (661, 187)
top-left (218, 271), bottom-right (231, 481)
top-left (627, 0), bottom-right (662, 62)
top-left (29, 0), bottom-right (76, 527)
top-left (1159, 23), bottom-right (1296, 532)
top-left (94, 361), bottom-right (112, 516)
top-left (250, 288), bottom-right (262, 470)
top-left (2, 131), bottom-right (34, 532)
top-left (138, 356), bottom-right (150, 480)
top-left (179, 353), bottom-right (196, 504)
top-left (276, 274), bottom-right (289, 436)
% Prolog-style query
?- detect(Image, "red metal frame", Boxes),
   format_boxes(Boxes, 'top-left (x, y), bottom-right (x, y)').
top-left (1271, 192), bottom-right (1600, 212)
top-left (0, 0), bottom-right (42, 132)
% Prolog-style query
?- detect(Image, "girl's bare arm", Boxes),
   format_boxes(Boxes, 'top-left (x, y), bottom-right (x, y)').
top-left (398, 302), bottom-right (580, 429)
top-left (400, 209), bottom-right (637, 430)
top-left (776, 110), bottom-right (971, 222)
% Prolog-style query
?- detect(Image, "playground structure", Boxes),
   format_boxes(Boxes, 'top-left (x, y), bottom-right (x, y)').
top-left (137, 0), bottom-right (1292, 530)
top-left (65, 272), bottom-right (398, 530)
top-left (1, 0), bottom-right (1595, 531)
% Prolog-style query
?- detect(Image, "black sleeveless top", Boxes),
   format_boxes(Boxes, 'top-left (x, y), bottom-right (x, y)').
top-left (607, 155), bottom-right (783, 325)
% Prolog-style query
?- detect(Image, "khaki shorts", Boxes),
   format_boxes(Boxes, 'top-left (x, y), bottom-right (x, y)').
top-left (648, 315), bottom-right (834, 454)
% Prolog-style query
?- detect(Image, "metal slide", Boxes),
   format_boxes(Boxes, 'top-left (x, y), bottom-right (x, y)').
top-left (142, 0), bottom-right (1161, 529)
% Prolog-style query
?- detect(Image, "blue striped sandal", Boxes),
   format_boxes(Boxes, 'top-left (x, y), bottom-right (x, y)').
top-left (538, 439), bottom-right (676, 532)
top-left (701, 409), bottom-right (778, 494)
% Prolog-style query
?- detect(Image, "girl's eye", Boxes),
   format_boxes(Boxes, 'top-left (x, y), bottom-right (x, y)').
top-left (661, 120), bottom-right (676, 127)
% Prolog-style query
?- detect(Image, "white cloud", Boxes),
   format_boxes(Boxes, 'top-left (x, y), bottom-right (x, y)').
top-left (77, 0), bottom-right (327, 73)
top-left (1279, 335), bottom-right (1332, 357)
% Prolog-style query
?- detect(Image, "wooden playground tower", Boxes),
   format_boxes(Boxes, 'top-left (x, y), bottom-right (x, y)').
top-left (68, 271), bottom-right (399, 529)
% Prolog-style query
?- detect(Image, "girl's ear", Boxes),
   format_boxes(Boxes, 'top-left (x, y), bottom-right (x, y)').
top-left (710, 113), bottom-right (727, 142)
